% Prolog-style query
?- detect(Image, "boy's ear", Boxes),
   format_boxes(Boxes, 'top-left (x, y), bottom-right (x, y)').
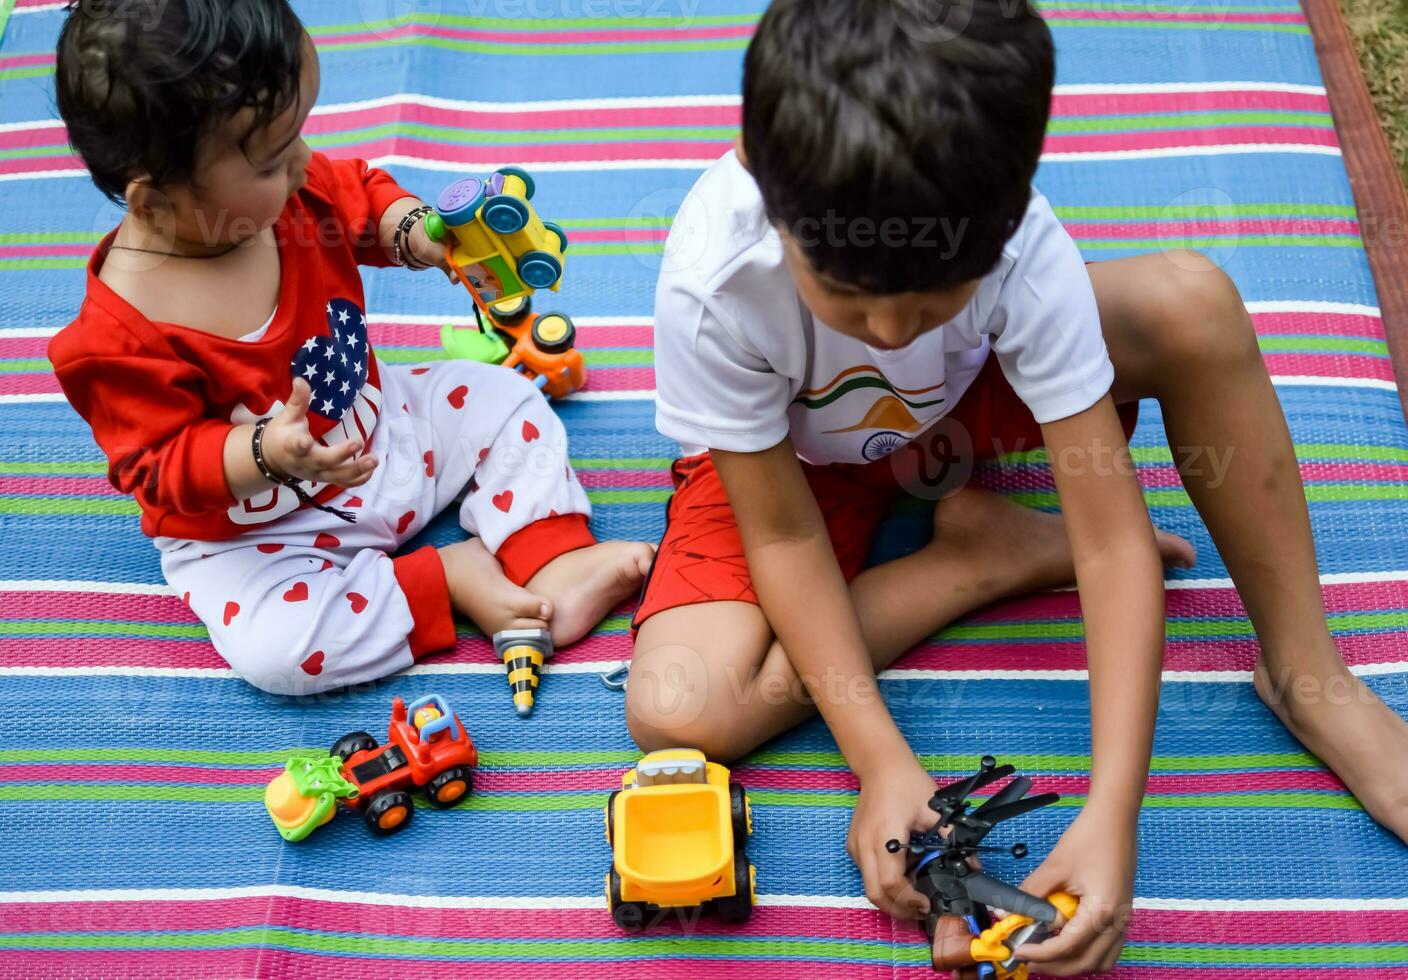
top-left (124, 178), bottom-right (170, 221)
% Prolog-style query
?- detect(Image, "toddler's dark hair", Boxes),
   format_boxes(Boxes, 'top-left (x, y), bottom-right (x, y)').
top-left (742, 0), bottom-right (1054, 294)
top-left (55, 0), bottom-right (306, 204)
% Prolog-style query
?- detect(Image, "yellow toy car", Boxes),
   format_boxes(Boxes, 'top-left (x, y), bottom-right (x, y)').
top-left (426, 166), bottom-right (568, 309)
top-left (604, 749), bottom-right (757, 929)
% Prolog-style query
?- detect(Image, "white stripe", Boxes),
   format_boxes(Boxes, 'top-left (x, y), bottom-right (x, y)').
top-left (1044, 144), bottom-right (1342, 162)
top-left (1245, 300), bottom-right (1381, 318)
top-left (368, 314), bottom-right (653, 328)
top-left (1270, 375), bottom-right (1399, 391)
top-left (10, 1), bottom-right (69, 15)
top-left (0, 393), bottom-right (66, 403)
top-left (0, 886), bottom-right (1403, 912)
top-left (561, 389), bottom-right (657, 402)
top-left (880, 664), bottom-right (1408, 682)
top-left (368, 155), bottom-right (718, 174)
top-left (0, 169), bottom-right (89, 183)
top-left (0, 326), bottom-right (62, 338)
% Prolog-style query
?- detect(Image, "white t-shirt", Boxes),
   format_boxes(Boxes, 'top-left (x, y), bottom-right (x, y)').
top-left (653, 151), bottom-right (1114, 465)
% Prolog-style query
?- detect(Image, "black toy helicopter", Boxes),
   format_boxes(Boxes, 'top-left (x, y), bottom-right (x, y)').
top-left (885, 755), bottom-right (1079, 979)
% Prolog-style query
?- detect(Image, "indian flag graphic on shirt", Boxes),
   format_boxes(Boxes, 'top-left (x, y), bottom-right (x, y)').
top-left (791, 365), bottom-right (946, 461)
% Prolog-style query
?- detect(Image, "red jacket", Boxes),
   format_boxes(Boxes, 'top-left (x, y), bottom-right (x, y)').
top-left (50, 153), bottom-right (411, 540)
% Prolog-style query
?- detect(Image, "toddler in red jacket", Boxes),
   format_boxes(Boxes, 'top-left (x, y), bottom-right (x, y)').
top-left (48, 0), bottom-right (653, 693)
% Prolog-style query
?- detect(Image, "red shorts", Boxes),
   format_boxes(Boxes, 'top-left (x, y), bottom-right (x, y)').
top-left (633, 353), bottom-right (1138, 628)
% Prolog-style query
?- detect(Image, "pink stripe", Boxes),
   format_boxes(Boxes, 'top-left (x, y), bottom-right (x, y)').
top-left (0, 244), bottom-right (90, 260)
top-left (0, 638), bottom-right (230, 669)
top-left (302, 102), bottom-right (743, 138)
top-left (1251, 311), bottom-right (1384, 339)
top-left (317, 22), bottom-right (754, 47)
top-left (0, 154), bottom-right (82, 176)
top-left (1261, 352), bottom-right (1395, 379)
top-left (0, 763), bottom-right (275, 785)
top-left (1046, 7), bottom-right (1304, 23)
top-left (972, 460), bottom-right (1408, 493)
top-left (1051, 89), bottom-right (1329, 116)
top-left (1066, 218), bottom-right (1358, 239)
top-left (368, 323), bottom-right (655, 349)
top-left (1043, 126), bottom-right (1338, 153)
top-left (0, 53), bottom-right (54, 71)
top-left (321, 137), bottom-right (732, 164)
top-left (566, 228), bottom-right (669, 244)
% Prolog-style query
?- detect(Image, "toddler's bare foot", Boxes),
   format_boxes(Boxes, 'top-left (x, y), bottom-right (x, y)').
top-left (929, 487), bottom-right (1195, 596)
top-left (439, 538), bottom-right (551, 636)
top-left (526, 539), bottom-right (656, 647)
top-left (1254, 655), bottom-right (1408, 843)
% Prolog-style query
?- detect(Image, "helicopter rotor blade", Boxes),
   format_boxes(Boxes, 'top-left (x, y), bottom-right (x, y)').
top-left (962, 872), bottom-right (1060, 924)
top-left (931, 764), bottom-right (1017, 810)
top-left (966, 792), bottom-right (1060, 829)
top-left (970, 776), bottom-right (1032, 818)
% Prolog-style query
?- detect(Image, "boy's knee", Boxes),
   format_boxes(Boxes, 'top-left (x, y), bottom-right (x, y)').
top-left (624, 665), bottom-right (751, 762)
top-left (1146, 251), bottom-right (1257, 370)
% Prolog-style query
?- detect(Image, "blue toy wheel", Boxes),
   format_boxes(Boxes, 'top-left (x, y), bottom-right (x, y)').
top-left (517, 250), bottom-right (562, 289)
top-left (483, 196), bottom-right (530, 235)
top-left (542, 220), bottom-right (568, 253)
top-left (495, 165), bottom-right (536, 201)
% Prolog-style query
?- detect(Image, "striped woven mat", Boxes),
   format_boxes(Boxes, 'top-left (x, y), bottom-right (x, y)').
top-left (1, 0), bottom-right (1406, 976)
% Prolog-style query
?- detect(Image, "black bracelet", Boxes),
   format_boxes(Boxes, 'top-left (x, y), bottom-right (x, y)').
top-left (252, 417), bottom-right (357, 525)
top-left (393, 205), bottom-right (437, 270)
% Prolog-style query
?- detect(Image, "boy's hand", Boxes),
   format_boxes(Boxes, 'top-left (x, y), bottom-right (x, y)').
top-left (1012, 807), bottom-right (1137, 976)
top-left (847, 756), bottom-right (939, 919)
top-left (261, 379), bottom-right (378, 488)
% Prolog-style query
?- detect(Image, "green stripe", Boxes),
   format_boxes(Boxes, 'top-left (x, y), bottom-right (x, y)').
top-left (1120, 944), bottom-right (1408, 967)
top-left (1077, 236), bottom-right (1360, 250)
top-left (747, 789), bottom-right (1358, 810)
top-left (1259, 335), bottom-right (1388, 356)
top-left (0, 258), bottom-right (87, 271)
top-left (1008, 483), bottom-right (1408, 509)
top-left (1054, 203), bottom-right (1353, 219)
top-left (304, 123), bottom-right (734, 149)
top-left (1000, 443), bottom-right (1408, 465)
top-left (0, 621), bottom-right (207, 639)
top-left (0, 65), bottom-right (50, 83)
top-left (0, 232), bottom-right (104, 245)
top-left (938, 609), bottom-right (1408, 641)
top-left (1039, 0), bottom-right (1303, 10)
top-left (307, 12), bottom-right (759, 33)
top-left (0, 747), bottom-right (1323, 771)
top-left (0, 929), bottom-right (931, 964)
top-left (1049, 110), bottom-right (1331, 133)
top-left (0, 0), bottom-right (16, 49)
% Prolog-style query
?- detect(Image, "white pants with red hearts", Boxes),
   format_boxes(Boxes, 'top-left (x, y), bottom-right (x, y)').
top-left (157, 358), bottom-right (592, 695)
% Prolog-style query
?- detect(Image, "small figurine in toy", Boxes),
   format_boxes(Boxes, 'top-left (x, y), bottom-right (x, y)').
top-left (605, 748), bottom-right (756, 929)
top-left (263, 693), bottom-right (477, 840)
top-left (886, 756), bottom-right (1079, 978)
top-left (427, 167), bottom-right (587, 399)
top-left (494, 627), bottom-right (553, 718)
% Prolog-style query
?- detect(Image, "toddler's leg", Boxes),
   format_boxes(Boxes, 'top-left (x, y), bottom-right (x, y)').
top-left (164, 542), bottom-right (439, 695)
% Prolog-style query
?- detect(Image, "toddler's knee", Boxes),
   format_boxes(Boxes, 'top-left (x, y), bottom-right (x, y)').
top-left (219, 634), bottom-right (329, 697)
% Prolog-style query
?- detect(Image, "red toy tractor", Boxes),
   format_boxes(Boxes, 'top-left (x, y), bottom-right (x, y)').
top-left (330, 694), bottom-right (478, 836)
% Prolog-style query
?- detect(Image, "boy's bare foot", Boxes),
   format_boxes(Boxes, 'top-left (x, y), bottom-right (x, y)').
top-left (526, 540), bottom-right (656, 647)
top-left (929, 487), bottom-right (1196, 595)
top-left (440, 538), bottom-right (551, 636)
top-left (1253, 655), bottom-right (1408, 843)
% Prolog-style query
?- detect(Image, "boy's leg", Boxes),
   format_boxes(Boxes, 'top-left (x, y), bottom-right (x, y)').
top-left (1089, 250), bottom-right (1408, 840)
top-left (631, 488), bottom-right (1137, 761)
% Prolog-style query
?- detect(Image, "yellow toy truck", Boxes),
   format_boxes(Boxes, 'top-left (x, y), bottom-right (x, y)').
top-left (604, 749), bottom-right (757, 929)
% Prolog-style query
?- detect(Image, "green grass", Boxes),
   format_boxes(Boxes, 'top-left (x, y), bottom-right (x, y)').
top-left (1339, 0), bottom-right (1408, 185)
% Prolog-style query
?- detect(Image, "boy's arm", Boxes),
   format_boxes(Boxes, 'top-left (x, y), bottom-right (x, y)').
top-left (1015, 393), bottom-right (1164, 976)
top-left (712, 440), bottom-right (939, 918)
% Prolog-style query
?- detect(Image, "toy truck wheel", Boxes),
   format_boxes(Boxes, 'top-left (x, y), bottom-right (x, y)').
top-left (604, 789), bottom-right (619, 844)
top-left (426, 766), bottom-right (474, 809)
top-left (714, 853), bottom-right (754, 924)
top-left (729, 783), bottom-right (751, 841)
top-left (607, 867), bottom-right (649, 931)
top-left (489, 294), bottom-right (533, 326)
top-left (483, 195), bottom-right (530, 234)
top-left (531, 313), bottom-right (576, 355)
top-left (330, 731), bottom-right (377, 761)
top-left (363, 789), bottom-right (415, 836)
top-left (542, 220), bottom-right (568, 252)
top-left (516, 251), bottom-right (562, 290)
top-left (495, 166), bottom-right (536, 200)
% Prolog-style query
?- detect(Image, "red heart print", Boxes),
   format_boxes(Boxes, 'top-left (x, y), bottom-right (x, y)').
top-left (257, 543), bottom-right (284, 554)
top-left (345, 496), bottom-right (363, 509)
top-left (300, 651), bottom-right (325, 676)
top-left (478, 448), bottom-right (489, 463)
top-left (411, 367), bottom-right (430, 375)
top-left (315, 532), bottom-right (340, 549)
top-left (283, 581), bottom-right (309, 603)
top-left (347, 592), bottom-right (369, 614)
top-left (320, 559), bottom-right (334, 571)
top-left (223, 601), bottom-right (240, 626)
top-left (424, 451), bottom-right (435, 477)
top-left (492, 490), bottom-right (514, 513)
top-left (447, 385), bottom-right (468, 409)
top-left (402, 404), bottom-right (409, 413)
top-left (522, 420), bottom-right (540, 443)
top-left (396, 511), bottom-right (416, 534)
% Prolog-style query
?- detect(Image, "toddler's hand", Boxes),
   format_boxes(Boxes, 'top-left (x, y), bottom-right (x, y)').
top-left (409, 211), bottom-right (455, 276)
top-left (261, 379), bottom-right (378, 488)
top-left (847, 756), bottom-right (938, 920)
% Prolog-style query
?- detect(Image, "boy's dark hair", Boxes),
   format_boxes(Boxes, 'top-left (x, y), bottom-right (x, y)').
top-left (742, 0), bottom-right (1054, 295)
top-left (55, 0), bottom-right (306, 204)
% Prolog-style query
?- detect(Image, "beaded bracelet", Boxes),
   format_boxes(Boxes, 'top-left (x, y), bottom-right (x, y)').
top-left (392, 205), bottom-right (437, 270)
top-left (252, 417), bottom-right (357, 525)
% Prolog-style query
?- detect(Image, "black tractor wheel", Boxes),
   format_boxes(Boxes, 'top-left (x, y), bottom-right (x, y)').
top-left (426, 766), bottom-right (474, 809)
top-left (605, 789), bottom-right (620, 845)
top-left (489, 294), bottom-right (532, 326)
top-left (714, 853), bottom-right (754, 924)
top-left (729, 783), bottom-right (751, 841)
top-left (330, 731), bottom-right (377, 761)
top-left (363, 789), bottom-right (415, 837)
top-left (607, 867), bottom-right (649, 931)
